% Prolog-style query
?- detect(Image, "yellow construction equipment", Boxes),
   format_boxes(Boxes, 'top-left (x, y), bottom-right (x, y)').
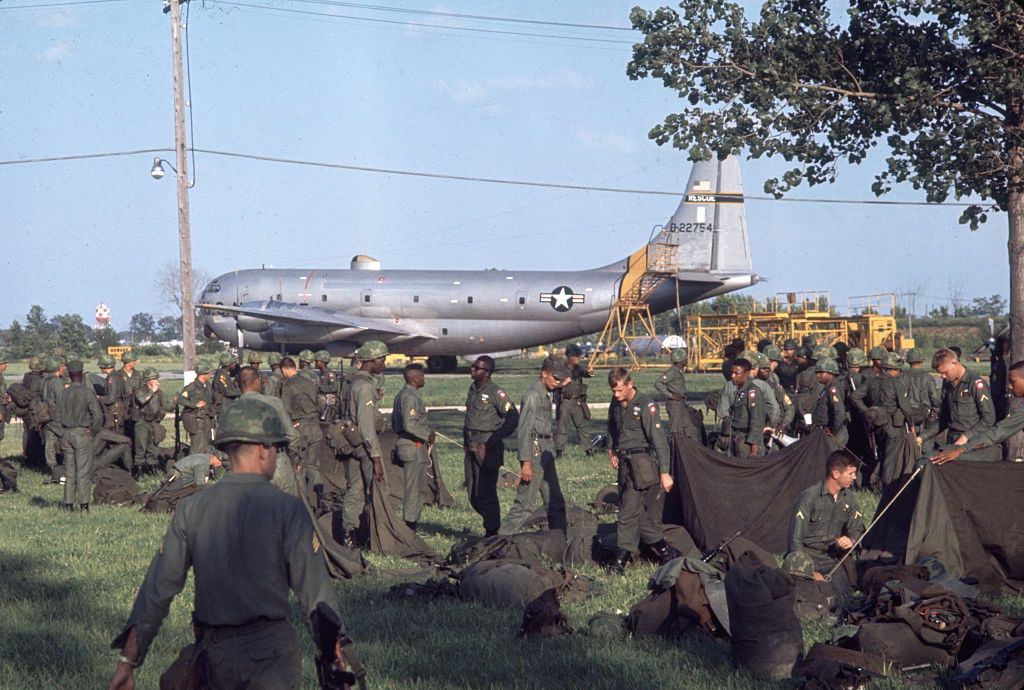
top-left (684, 292), bottom-right (914, 372)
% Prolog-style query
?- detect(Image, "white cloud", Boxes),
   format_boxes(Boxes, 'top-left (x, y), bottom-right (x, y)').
top-left (39, 10), bottom-right (76, 28)
top-left (575, 128), bottom-right (636, 154)
top-left (38, 42), bottom-right (72, 63)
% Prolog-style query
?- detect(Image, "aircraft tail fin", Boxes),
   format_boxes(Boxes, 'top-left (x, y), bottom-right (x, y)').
top-left (652, 155), bottom-right (751, 274)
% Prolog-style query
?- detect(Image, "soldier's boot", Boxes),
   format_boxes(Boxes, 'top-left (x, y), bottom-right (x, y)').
top-left (606, 549), bottom-right (632, 576)
top-left (79, 503), bottom-right (89, 513)
top-left (130, 465), bottom-right (142, 480)
top-left (405, 520), bottom-right (418, 533)
top-left (342, 529), bottom-right (358, 550)
top-left (584, 448), bottom-right (595, 457)
top-left (648, 539), bottom-right (681, 565)
top-left (313, 484), bottom-right (326, 515)
top-left (59, 503), bottom-right (74, 512)
top-left (556, 450), bottom-right (564, 459)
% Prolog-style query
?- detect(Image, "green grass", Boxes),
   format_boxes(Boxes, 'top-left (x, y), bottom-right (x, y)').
top-left (0, 375), bottom-right (968, 689)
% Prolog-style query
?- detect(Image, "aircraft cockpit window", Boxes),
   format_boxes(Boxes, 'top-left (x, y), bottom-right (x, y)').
top-left (363, 295), bottom-right (371, 303)
top-left (518, 297), bottom-right (525, 305)
top-left (205, 282), bottom-right (221, 294)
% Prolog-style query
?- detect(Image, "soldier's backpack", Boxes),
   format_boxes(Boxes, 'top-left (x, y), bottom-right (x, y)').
top-left (457, 558), bottom-right (565, 609)
top-left (143, 482), bottom-right (200, 513)
top-left (626, 556), bottom-right (726, 639)
top-left (589, 484), bottom-right (620, 515)
top-left (520, 588), bottom-right (572, 639)
top-left (92, 467), bottom-right (143, 506)
top-left (795, 643), bottom-right (885, 690)
top-left (4, 382), bottom-right (36, 417)
top-left (447, 530), bottom-right (569, 568)
top-left (0, 460), bottom-right (18, 492)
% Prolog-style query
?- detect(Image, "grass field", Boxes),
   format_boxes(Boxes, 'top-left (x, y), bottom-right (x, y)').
top-left (0, 366), bottom-right (991, 689)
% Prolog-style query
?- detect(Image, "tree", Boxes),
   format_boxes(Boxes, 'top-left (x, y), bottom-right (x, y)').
top-left (967, 294), bottom-right (1008, 316)
top-left (629, 1), bottom-right (1024, 358)
top-left (156, 315), bottom-right (182, 342)
top-left (129, 313), bottom-right (156, 344)
top-left (50, 313), bottom-right (94, 360)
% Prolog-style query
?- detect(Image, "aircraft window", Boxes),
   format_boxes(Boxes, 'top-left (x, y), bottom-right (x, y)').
top-left (413, 295), bottom-right (419, 303)
top-left (321, 295), bottom-right (327, 302)
top-left (518, 297), bottom-right (525, 305)
top-left (467, 296), bottom-right (473, 304)
top-left (442, 328), bottom-right (448, 335)
top-left (364, 295), bottom-right (371, 303)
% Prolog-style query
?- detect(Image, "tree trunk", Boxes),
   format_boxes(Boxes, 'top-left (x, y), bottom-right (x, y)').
top-left (1009, 145), bottom-right (1024, 364)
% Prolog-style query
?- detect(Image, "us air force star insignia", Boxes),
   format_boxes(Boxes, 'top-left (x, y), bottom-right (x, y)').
top-left (539, 286), bottom-right (585, 312)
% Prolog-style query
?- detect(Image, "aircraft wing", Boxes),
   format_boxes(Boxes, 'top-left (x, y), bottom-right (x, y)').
top-left (199, 301), bottom-right (438, 339)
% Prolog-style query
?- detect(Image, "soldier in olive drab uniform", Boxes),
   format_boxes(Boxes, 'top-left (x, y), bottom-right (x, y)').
top-left (924, 348), bottom-right (1000, 461)
top-left (165, 451), bottom-right (222, 491)
top-left (298, 349), bottom-right (317, 379)
top-left (281, 356), bottom-right (324, 499)
top-left (42, 357), bottom-right (67, 476)
top-left (556, 344), bottom-right (595, 456)
top-left (392, 363), bottom-right (434, 531)
top-left (464, 355), bottom-right (519, 536)
top-left (0, 353), bottom-right (8, 448)
top-left (57, 361), bottom-right (104, 511)
top-left (339, 341), bottom-right (388, 544)
top-left (870, 353), bottom-right (917, 484)
top-left (231, 366), bottom-right (300, 497)
top-left (757, 350), bottom-right (795, 437)
top-left (606, 367), bottom-right (676, 574)
top-left (715, 351), bottom-right (782, 430)
top-left (178, 361), bottom-right (215, 454)
top-left (211, 352), bottom-right (242, 419)
top-left (811, 359), bottom-right (848, 448)
top-left (789, 451), bottom-right (865, 596)
top-left (726, 358), bottom-right (768, 457)
top-left (655, 348), bottom-right (698, 439)
top-left (246, 351), bottom-right (264, 389)
top-left (108, 397), bottom-right (358, 690)
top-left (905, 349), bottom-right (941, 442)
top-left (315, 350), bottom-right (340, 427)
top-left (776, 339), bottom-right (800, 394)
top-left (499, 358), bottom-right (568, 536)
top-left (265, 351), bottom-right (285, 398)
top-left (112, 350), bottom-right (143, 431)
top-left (934, 360), bottom-right (1024, 465)
top-left (134, 369), bottom-right (174, 471)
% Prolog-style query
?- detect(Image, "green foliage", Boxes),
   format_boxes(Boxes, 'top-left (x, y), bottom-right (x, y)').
top-left (129, 312), bottom-right (156, 343)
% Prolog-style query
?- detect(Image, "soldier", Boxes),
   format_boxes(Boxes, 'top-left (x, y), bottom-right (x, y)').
top-left (463, 355), bottom-right (519, 536)
top-left (315, 349), bottom-right (339, 424)
top-left (112, 350), bottom-right (143, 420)
top-left (757, 351), bottom-right (795, 434)
top-left (606, 367), bottom-right (676, 574)
top-left (178, 361), bottom-right (215, 454)
top-left (655, 348), bottom-right (697, 439)
top-left (871, 353), bottom-right (917, 482)
top-left (934, 359), bottom-right (1024, 464)
top-left (265, 351), bottom-right (285, 398)
top-left (556, 344), bottom-right (595, 456)
top-left (811, 359), bottom-right (848, 447)
top-left (788, 450), bottom-right (865, 595)
top-left (280, 356), bottom-right (324, 500)
top-left (725, 358), bottom-right (768, 458)
top-left (905, 348), bottom-right (941, 442)
top-left (57, 360), bottom-right (103, 512)
top-left (499, 357), bottom-right (568, 536)
top-left (715, 351), bottom-right (781, 429)
top-left (298, 349), bottom-right (317, 379)
top-left (166, 451), bottom-right (222, 490)
top-left (392, 363), bottom-right (434, 531)
top-left (233, 366), bottom-right (299, 497)
top-left (923, 348), bottom-right (999, 461)
top-left (338, 341), bottom-right (388, 545)
top-left (23, 356), bottom-right (45, 395)
top-left (108, 396), bottom-right (358, 690)
top-left (247, 351), bottom-right (264, 373)
top-left (0, 352), bottom-right (8, 449)
top-left (42, 356), bottom-right (67, 478)
top-left (134, 368), bottom-right (174, 472)
top-left (211, 351), bottom-right (241, 417)
top-left (88, 355), bottom-right (111, 396)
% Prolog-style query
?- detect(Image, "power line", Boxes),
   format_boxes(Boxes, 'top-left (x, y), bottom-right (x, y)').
top-left (209, 1), bottom-right (636, 45)
top-left (0, 146), bottom-right (982, 207)
top-left (0, 0), bottom-right (126, 9)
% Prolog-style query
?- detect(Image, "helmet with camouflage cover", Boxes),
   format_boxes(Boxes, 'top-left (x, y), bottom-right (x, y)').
top-left (753, 352), bottom-right (770, 369)
top-left (315, 349), bottom-right (332, 364)
top-left (298, 349), bottom-right (315, 363)
top-left (97, 354), bottom-right (116, 369)
top-left (214, 396), bottom-right (289, 448)
top-left (142, 367), bottom-right (159, 381)
top-left (812, 345), bottom-right (837, 360)
top-left (868, 346), bottom-right (887, 361)
top-left (565, 344), bottom-right (583, 358)
top-left (267, 351), bottom-right (283, 366)
top-left (670, 348), bottom-right (686, 363)
top-left (542, 355), bottom-right (569, 379)
top-left (29, 356), bottom-right (43, 372)
top-left (883, 353), bottom-right (903, 370)
top-left (815, 358), bottom-right (840, 375)
top-left (796, 347), bottom-right (812, 359)
top-left (905, 348), bottom-right (924, 364)
top-left (782, 551), bottom-right (816, 581)
top-left (764, 345), bottom-right (782, 362)
top-left (121, 350), bottom-right (138, 364)
top-left (846, 348), bottom-right (867, 367)
top-left (195, 360), bottom-right (213, 375)
top-left (782, 339), bottom-right (798, 350)
top-left (801, 335), bottom-right (818, 348)
top-left (355, 340), bottom-right (388, 361)
top-left (247, 351), bottom-right (263, 363)
top-left (42, 356), bottom-right (59, 373)
top-left (219, 351), bottom-right (237, 366)
top-left (737, 350), bottom-right (759, 366)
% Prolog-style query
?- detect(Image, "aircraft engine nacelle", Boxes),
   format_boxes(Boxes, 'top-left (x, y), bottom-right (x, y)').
top-left (236, 315), bottom-right (273, 332)
top-left (264, 323), bottom-right (362, 344)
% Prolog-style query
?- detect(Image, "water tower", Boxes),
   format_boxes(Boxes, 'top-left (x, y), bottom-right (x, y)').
top-left (95, 303), bottom-right (111, 329)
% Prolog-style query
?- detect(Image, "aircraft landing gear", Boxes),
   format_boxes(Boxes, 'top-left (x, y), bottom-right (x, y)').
top-left (426, 355), bottom-right (458, 373)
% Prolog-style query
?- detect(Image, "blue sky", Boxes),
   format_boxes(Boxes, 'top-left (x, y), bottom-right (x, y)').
top-left (1, 0), bottom-right (1008, 330)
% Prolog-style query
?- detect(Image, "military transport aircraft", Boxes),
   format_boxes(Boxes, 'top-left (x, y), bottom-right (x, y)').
top-left (199, 156), bottom-right (758, 372)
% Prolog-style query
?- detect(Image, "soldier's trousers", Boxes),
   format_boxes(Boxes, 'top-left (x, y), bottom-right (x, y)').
top-left (617, 454), bottom-right (664, 553)
top-left (134, 421), bottom-right (160, 468)
top-left (189, 419), bottom-right (212, 455)
top-left (44, 424), bottom-right (61, 469)
top-left (666, 399), bottom-right (698, 439)
top-left (92, 430), bottom-right (133, 470)
top-left (199, 619), bottom-right (301, 690)
top-left (498, 443), bottom-right (566, 536)
top-left (61, 427), bottom-right (93, 505)
top-left (271, 454), bottom-right (299, 496)
top-left (731, 433), bottom-right (765, 458)
top-left (396, 438), bottom-right (427, 523)
top-left (341, 454), bottom-right (374, 533)
top-left (556, 401), bottom-right (592, 453)
top-left (464, 432), bottom-right (503, 536)
top-left (294, 419), bottom-right (323, 489)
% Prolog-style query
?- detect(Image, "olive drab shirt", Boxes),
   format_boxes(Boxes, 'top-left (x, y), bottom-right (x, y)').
top-left (265, 370), bottom-right (284, 399)
top-left (43, 373), bottom-right (65, 426)
top-left (846, 370), bottom-right (869, 414)
top-left (58, 381), bottom-right (103, 432)
top-left (788, 481), bottom-right (865, 568)
top-left (136, 387), bottom-right (174, 422)
top-left (776, 358), bottom-right (800, 393)
top-left (561, 363), bottom-right (591, 399)
top-left (876, 375), bottom-right (915, 428)
top-left (715, 378), bottom-right (781, 427)
top-left (178, 379), bottom-right (214, 419)
top-left (113, 367), bottom-right (143, 408)
top-left (464, 380), bottom-right (518, 439)
top-left (171, 452), bottom-right (213, 487)
top-left (655, 365), bottom-right (687, 400)
top-left (762, 376), bottom-right (795, 429)
top-left (968, 405), bottom-right (1024, 451)
top-left (112, 473), bottom-right (343, 664)
top-left (211, 366), bottom-right (242, 408)
top-left (940, 372), bottom-right (996, 440)
top-left (517, 380), bottom-right (554, 463)
top-left (282, 372), bottom-right (319, 422)
top-left (392, 384), bottom-right (431, 442)
top-left (812, 378), bottom-right (846, 435)
top-left (607, 391), bottom-right (671, 473)
top-left (729, 380), bottom-right (768, 445)
top-left (348, 369), bottom-right (383, 458)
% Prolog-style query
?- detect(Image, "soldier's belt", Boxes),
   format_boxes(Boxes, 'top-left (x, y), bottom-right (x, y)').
top-left (533, 433), bottom-right (553, 440)
top-left (198, 616), bottom-right (287, 643)
top-left (616, 447), bottom-right (651, 457)
top-left (465, 429), bottom-right (497, 436)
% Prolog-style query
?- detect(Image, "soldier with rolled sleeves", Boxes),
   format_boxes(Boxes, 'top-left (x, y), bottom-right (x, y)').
top-left (280, 356), bottom-right (324, 501)
top-left (211, 351), bottom-right (241, 419)
top-left (725, 357), bottom-right (769, 458)
top-left (178, 361), bottom-right (215, 454)
top-left (265, 351), bottom-right (285, 398)
top-left (339, 341), bottom-right (388, 546)
top-left (499, 357), bottom-right (567, 536)
top-left (58, 360), bottom-right (103, 512)
top-left (134, 368), bottom-right (174, 472)
top-left (392, 363), bottom-right (434, 532)
top-left (933, 359), bottom-right (1024, 464)
top-left (42, 356), bottom-right (67, 478)
top-left (656, 348), bottom-right (698, 439)
top-left (108, 396), bottom-right (361, 690)
top-left (556, 344), bottom-right (595, 456)
top-left (922, 348), bottom-right (1000, 461)
top-left (606, 367), bottom-right (676, 575)
top-left (463, 355), bottom-right (519, 536)
top-left (811, 359), bottom-right (848, 448)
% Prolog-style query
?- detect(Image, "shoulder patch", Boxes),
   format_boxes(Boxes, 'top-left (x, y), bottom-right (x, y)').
top-left (647, 403), bottom-right (658, 415)
top-left (182, 390), bottom-right (189, 398)
top-left (748, 390), bottom-right (757, 399)
top-left (504, 401), bottom-right (511, 412)
top-left (976, 380), bottom-right (986, 390)
top-left (497, 389), bottom-right (507, 399)
top-left (409, 408), bottom-right (417, 416)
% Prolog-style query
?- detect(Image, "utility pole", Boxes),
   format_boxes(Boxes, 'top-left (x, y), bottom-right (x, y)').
top-left (169, 0), bottom-right (196, 376)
